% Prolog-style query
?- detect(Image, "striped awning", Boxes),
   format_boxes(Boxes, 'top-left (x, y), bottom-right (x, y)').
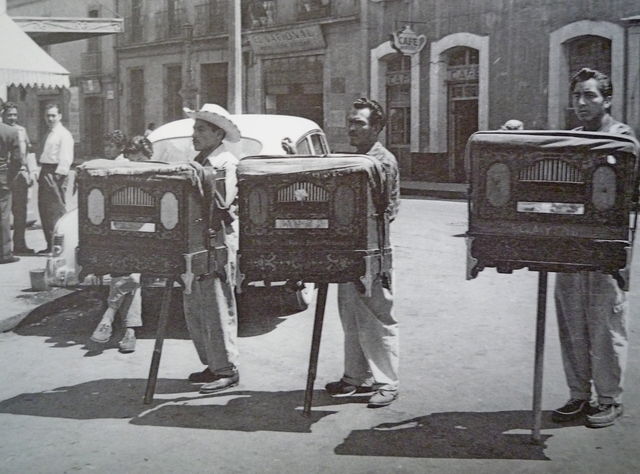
top-left (0, 13), bottom-right (69, 89)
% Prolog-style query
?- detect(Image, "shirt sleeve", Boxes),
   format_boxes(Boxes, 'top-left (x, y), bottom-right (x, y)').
top-left (55, 130), bottom-right (74, 175)
top-left (222, 159), bottom-right (238, 209)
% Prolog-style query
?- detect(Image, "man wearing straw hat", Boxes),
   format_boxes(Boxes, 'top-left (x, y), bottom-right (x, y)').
top-left (182, 104), bottom-right (241, 394)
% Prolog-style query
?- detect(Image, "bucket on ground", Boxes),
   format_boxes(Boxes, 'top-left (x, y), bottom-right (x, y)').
top-left (29, 268), bottom-right (49, 291)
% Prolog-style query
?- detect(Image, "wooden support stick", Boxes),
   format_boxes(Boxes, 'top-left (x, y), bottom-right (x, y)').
top-left (532, 271), bottom-right (548, 443)
top-left (303, 282), bottom-right (329, 416)
top-left (144, 278), bottom-right (174, 405)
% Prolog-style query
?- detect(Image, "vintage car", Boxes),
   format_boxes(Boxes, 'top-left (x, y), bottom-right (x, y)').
top-left (45, 113), bottom-right (329, 313)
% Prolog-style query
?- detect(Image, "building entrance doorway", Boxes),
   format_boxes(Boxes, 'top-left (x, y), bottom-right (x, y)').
top-left (84, 96), bottom-right (104, 157)
top-left (446, 47), bottom-right (478, 182)
top-left (385, 54), bottom-right (411, 177)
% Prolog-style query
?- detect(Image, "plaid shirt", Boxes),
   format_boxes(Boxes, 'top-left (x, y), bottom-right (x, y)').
top-left (367, 141), bottom-right (400, 222)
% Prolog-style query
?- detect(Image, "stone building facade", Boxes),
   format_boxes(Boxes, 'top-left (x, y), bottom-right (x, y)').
top-left (367, 0), bottom-right (640, 181)
top-left (116, 0), bottom-right (363, 152)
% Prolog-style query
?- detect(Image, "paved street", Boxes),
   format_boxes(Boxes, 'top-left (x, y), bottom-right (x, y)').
top-left (1, 198), bottom-right (639, 473)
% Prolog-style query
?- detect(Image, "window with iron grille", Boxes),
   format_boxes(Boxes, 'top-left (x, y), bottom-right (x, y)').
top-left (129, 68), bottom-right (145, 136)
top-left (164, 64), bottom-right (183, 122)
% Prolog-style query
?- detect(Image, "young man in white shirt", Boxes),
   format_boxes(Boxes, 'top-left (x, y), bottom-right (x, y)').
top-left (37, 103), bottom-right (73, 255)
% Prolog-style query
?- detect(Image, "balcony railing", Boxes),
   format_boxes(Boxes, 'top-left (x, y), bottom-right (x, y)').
top-left (297, 0), bottom-right (331, 21)
top-left (243, 0), bottom-right (277, 29)
top-left (242, 0), bottom-right (358, 29)
top-left (194, 0), bottom-right (228, 36)
top-left (119, 15), bottom-right (147, 45)
top-left (155, 8), bottom-right (185, 41)
top-left (81, 51), bottom-right (102, 75)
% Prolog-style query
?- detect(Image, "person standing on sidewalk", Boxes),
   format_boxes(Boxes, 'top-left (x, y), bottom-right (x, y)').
top-left (0, 119), bottom-right (22, 264)
top-left (325, 97), bottom-right (400, 408)
top-left (2, 102), bottom-right (34, 255)
top-left (182, 104), bottom-right (240, 394)
top-left (552, 68), bottom-right (635, 429)
top-left (37, 103), bottom-right (73, 255)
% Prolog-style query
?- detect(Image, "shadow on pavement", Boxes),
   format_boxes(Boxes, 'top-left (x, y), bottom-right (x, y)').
top-left (0, 378), bottom-right (336, 433)
top-left (13, 286), bottom-right (302, 350)
top-left (334, 411), bottom-right (585, 461)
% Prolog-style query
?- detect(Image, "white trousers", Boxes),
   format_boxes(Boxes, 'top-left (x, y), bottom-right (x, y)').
top-left (337, 276), bottom-right (399, 390)
top-left (554, 271), bottom-right (628, 404)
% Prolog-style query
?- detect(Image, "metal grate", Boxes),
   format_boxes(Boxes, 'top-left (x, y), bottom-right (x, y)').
top-left (519, 159), bottom-right (584, 183)
top-left (111, 187), bottom-right (154, 207)
top-left (278, 182), bottom-right (329, 202)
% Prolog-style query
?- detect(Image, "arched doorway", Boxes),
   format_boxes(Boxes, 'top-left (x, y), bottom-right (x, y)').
top-left (385, 53), bottom-right (411, 172)
top-left (446, 46), bottom-right (478, 182)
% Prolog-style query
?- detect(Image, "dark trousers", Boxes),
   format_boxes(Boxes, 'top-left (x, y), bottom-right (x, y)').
top-left (11, 175), bottom-right (29, 249)
top-left (0, 188), bottom-right (12, 259)
top-left (38, 164), bottom-right (67, 250)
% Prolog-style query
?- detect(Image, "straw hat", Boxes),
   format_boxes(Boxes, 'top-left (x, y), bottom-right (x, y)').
top-left (184, 103), bottom-right (241, 143)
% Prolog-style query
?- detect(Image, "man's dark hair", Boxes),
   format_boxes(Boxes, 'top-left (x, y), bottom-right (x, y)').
top-left (104, 129), bottom-right (127, 148)
top-left (124, 135), bottom-right (153, 159)
top-left (353, 97), bottom-right (386, 130)
top-left (44, 103), bottom-right (61, 114)
top-left (570, 67), bottom-right (613, 98)
top-left (2, 101), bottom-right (18, 114)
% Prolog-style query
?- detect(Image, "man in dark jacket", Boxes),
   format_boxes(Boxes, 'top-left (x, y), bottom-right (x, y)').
top-left (0, 120), bottom-right (22, 263)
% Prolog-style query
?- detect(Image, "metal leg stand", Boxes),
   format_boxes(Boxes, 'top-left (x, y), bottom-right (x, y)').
top-left (303, 282), bottom-right (329, 416)
top-left (532, 271), bottom-right (548, 443)
top-left (144, 277), bottom-right (174, 405)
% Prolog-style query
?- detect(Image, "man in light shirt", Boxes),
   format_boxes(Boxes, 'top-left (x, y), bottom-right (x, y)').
top-left (38, 103), bottom-right (73, 255)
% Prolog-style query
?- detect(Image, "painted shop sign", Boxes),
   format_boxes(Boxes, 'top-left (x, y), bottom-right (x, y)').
top-left (249, 25), bottom-right (325, 55)
top-left (447, 65), bottom-right (479, 82)
top-left (391, 25), bottom-right (426, 55)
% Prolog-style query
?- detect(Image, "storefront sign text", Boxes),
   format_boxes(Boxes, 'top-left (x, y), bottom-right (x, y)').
top-left (447, 65), bottom-right (479, 82)
top-left (391, 25), bottom-right (426, 56)
top-left (249, 25), bottom-right (325, 55)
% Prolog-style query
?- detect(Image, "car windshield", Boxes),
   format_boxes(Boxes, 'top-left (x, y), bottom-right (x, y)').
top-left (152, 136), bottom-right (263, 163)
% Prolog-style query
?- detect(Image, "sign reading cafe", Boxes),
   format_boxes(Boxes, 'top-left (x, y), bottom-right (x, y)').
top-left (391, 25), bottom-right (426, 56)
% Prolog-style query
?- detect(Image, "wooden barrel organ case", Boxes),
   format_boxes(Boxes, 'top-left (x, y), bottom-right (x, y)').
top-left (466, 131), bottom-right (640, 290)
top-left (237, 155), bottom-right (392, 295)
top-left (77, 160), bottom-right (224, 293)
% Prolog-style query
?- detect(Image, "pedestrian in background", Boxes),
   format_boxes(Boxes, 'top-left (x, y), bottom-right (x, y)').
top-left (2, 102), bottom-right (34, 255)
top-left (0, 117), bottom-right (22, 264)
top-left (500, 119), bottom-right (524, 130)
top-left (89, 135), bottom-right (153, 353)
top-left (103, 129), bottom-right (127, 161)
top-left (325, 97), bottom-right (400, 408)
top-left (552, 67), bottom-right (635, 428)
top-left (37, 103), bottom-right (73, 255)
top-left (143, 122), bottom-right (155, 137)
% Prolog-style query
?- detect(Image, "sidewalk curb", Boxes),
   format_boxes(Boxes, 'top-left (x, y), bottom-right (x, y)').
top-left (0, 287), bottom-right (84, 333)
top-left (401, 186), bottom-right (468, 200)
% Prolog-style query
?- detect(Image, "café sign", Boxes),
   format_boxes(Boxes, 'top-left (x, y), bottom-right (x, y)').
top-left (249, 25), bottom-right (325, 55)
top-left (391, 25), bottom-right (426, 56)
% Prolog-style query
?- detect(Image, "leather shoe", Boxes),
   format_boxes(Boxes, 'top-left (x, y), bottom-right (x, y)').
top-left (36, 248), bottom-right (52, 256)
top-left (199, 372), bottom-right (239, 394)
top-left (188, 368), bottom-right (217, 383)
top-left (0, 255), bottom-right (20, 264)
top-left (13, 246), bottom-right (34, 255)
